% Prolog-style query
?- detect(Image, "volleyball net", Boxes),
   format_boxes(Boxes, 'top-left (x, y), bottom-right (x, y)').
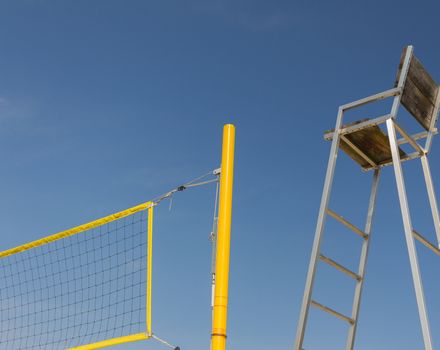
top-left (0, 124), bottom-right (235, 350)
top-left (0, 202), bottom-right (154, 350)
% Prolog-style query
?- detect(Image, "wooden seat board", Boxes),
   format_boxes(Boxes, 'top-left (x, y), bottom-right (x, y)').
top-left (325, 120), bottom-right (407, 169)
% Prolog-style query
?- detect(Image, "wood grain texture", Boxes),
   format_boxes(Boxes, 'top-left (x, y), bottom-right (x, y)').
top-left (327, 122), bottom-right (407, 170)
top-left (395, 50), bottom-right (439, 131)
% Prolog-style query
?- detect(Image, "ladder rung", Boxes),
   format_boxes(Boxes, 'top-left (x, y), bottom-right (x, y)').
top-left (412, 230), bottom-right (440, 256)
top-left (326, 209), bottom-right (368, 239)
top-left (319, 254), bottom-right (362, 281)
top-left (310, 300), bottom-right (354, 324)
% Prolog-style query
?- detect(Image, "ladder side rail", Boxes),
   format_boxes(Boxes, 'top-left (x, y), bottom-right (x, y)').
top-left (388, 46), bottom-right (434, 350)
top-left (346, 169), bottom-right (381, 350)
top-left (387, 118), bottom-right (434, 350)
top-left (294, 107), bottom-right (345, 350)
top-left (420, 155), bottom-right (440, 248)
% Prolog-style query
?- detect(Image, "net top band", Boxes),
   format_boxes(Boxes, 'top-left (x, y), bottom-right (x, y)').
top-left (0, 201), bottom-right (154, 259)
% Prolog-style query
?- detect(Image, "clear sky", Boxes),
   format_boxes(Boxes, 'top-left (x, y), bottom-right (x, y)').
top-left (0, 1), bottom-right (440, 349)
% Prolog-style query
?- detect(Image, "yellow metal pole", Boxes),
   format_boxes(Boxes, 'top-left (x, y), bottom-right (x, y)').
top-left (211, 124), bottom-right (235, 350)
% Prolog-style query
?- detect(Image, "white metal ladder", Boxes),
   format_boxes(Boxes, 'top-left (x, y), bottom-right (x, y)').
top-left (294, 45), bottom-right (440, 350)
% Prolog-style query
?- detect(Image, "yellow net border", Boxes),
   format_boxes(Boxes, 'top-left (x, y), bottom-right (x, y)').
top-left (0, 201), bottom-right (155, 349)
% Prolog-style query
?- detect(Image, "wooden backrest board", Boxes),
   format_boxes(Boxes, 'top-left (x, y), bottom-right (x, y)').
top-left (395, 47), bottom-right (440, 131)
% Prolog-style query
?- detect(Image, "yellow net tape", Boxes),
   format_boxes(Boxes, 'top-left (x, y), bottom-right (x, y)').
top-left (0, 201), bottom-right (153, 259)
top-left (68, 333), bottom-right (150, 350)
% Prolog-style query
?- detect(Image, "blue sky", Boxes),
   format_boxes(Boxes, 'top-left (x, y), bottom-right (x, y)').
top-left (1, 0), bottom-right (440, 349)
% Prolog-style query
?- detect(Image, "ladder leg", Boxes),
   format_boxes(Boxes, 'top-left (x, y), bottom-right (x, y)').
top-left (294, 107), bottom-right (345, 350)
top-left (346, 169), bottom-right (381, 350)
top-left (421, 155), bottom-right (440, 248)
top-left (386, 119), bottom-right (434, 350)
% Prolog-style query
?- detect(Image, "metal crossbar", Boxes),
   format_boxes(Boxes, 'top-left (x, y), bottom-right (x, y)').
top-left (340, 87), bottom-right (401, 111)
top-left (324, 115), bottom-right (392, 141)
top-left (412, 230), bottom-right (440, 256)
top-left (393, 121), bottom-right (425, 155)
top-left (294, 45), bottom-right (440, 350)
top-left (397, 130), bottom-right (438, 145)
top-left (326, 209), bottom-right (368, 239)
top-left (340, 135), bottom-right (377, 168)
top-left (310, 300), bottom-right (354, 324)
top-left (319, 254), bottom-right (361, 281)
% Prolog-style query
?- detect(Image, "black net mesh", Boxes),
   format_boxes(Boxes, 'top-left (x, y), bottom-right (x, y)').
top-left (0, 210), bottom-right (148, 350)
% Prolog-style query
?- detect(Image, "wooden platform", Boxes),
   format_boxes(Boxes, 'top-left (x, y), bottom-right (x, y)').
top-left (325, 119), bottom-right (407, 170)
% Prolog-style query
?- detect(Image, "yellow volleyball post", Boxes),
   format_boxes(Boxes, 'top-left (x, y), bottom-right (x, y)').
top-left (211, 124), bottom-right (235, 350)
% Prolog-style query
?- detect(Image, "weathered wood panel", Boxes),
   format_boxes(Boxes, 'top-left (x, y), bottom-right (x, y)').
top-left (328, 123), bottom-right (407, 170)
top-left (401, 78), bottom-right (435, 131)
top-left (395, 49), bottom-right (439, 130)
top-left (407, 56), bottom-right (438, 103)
